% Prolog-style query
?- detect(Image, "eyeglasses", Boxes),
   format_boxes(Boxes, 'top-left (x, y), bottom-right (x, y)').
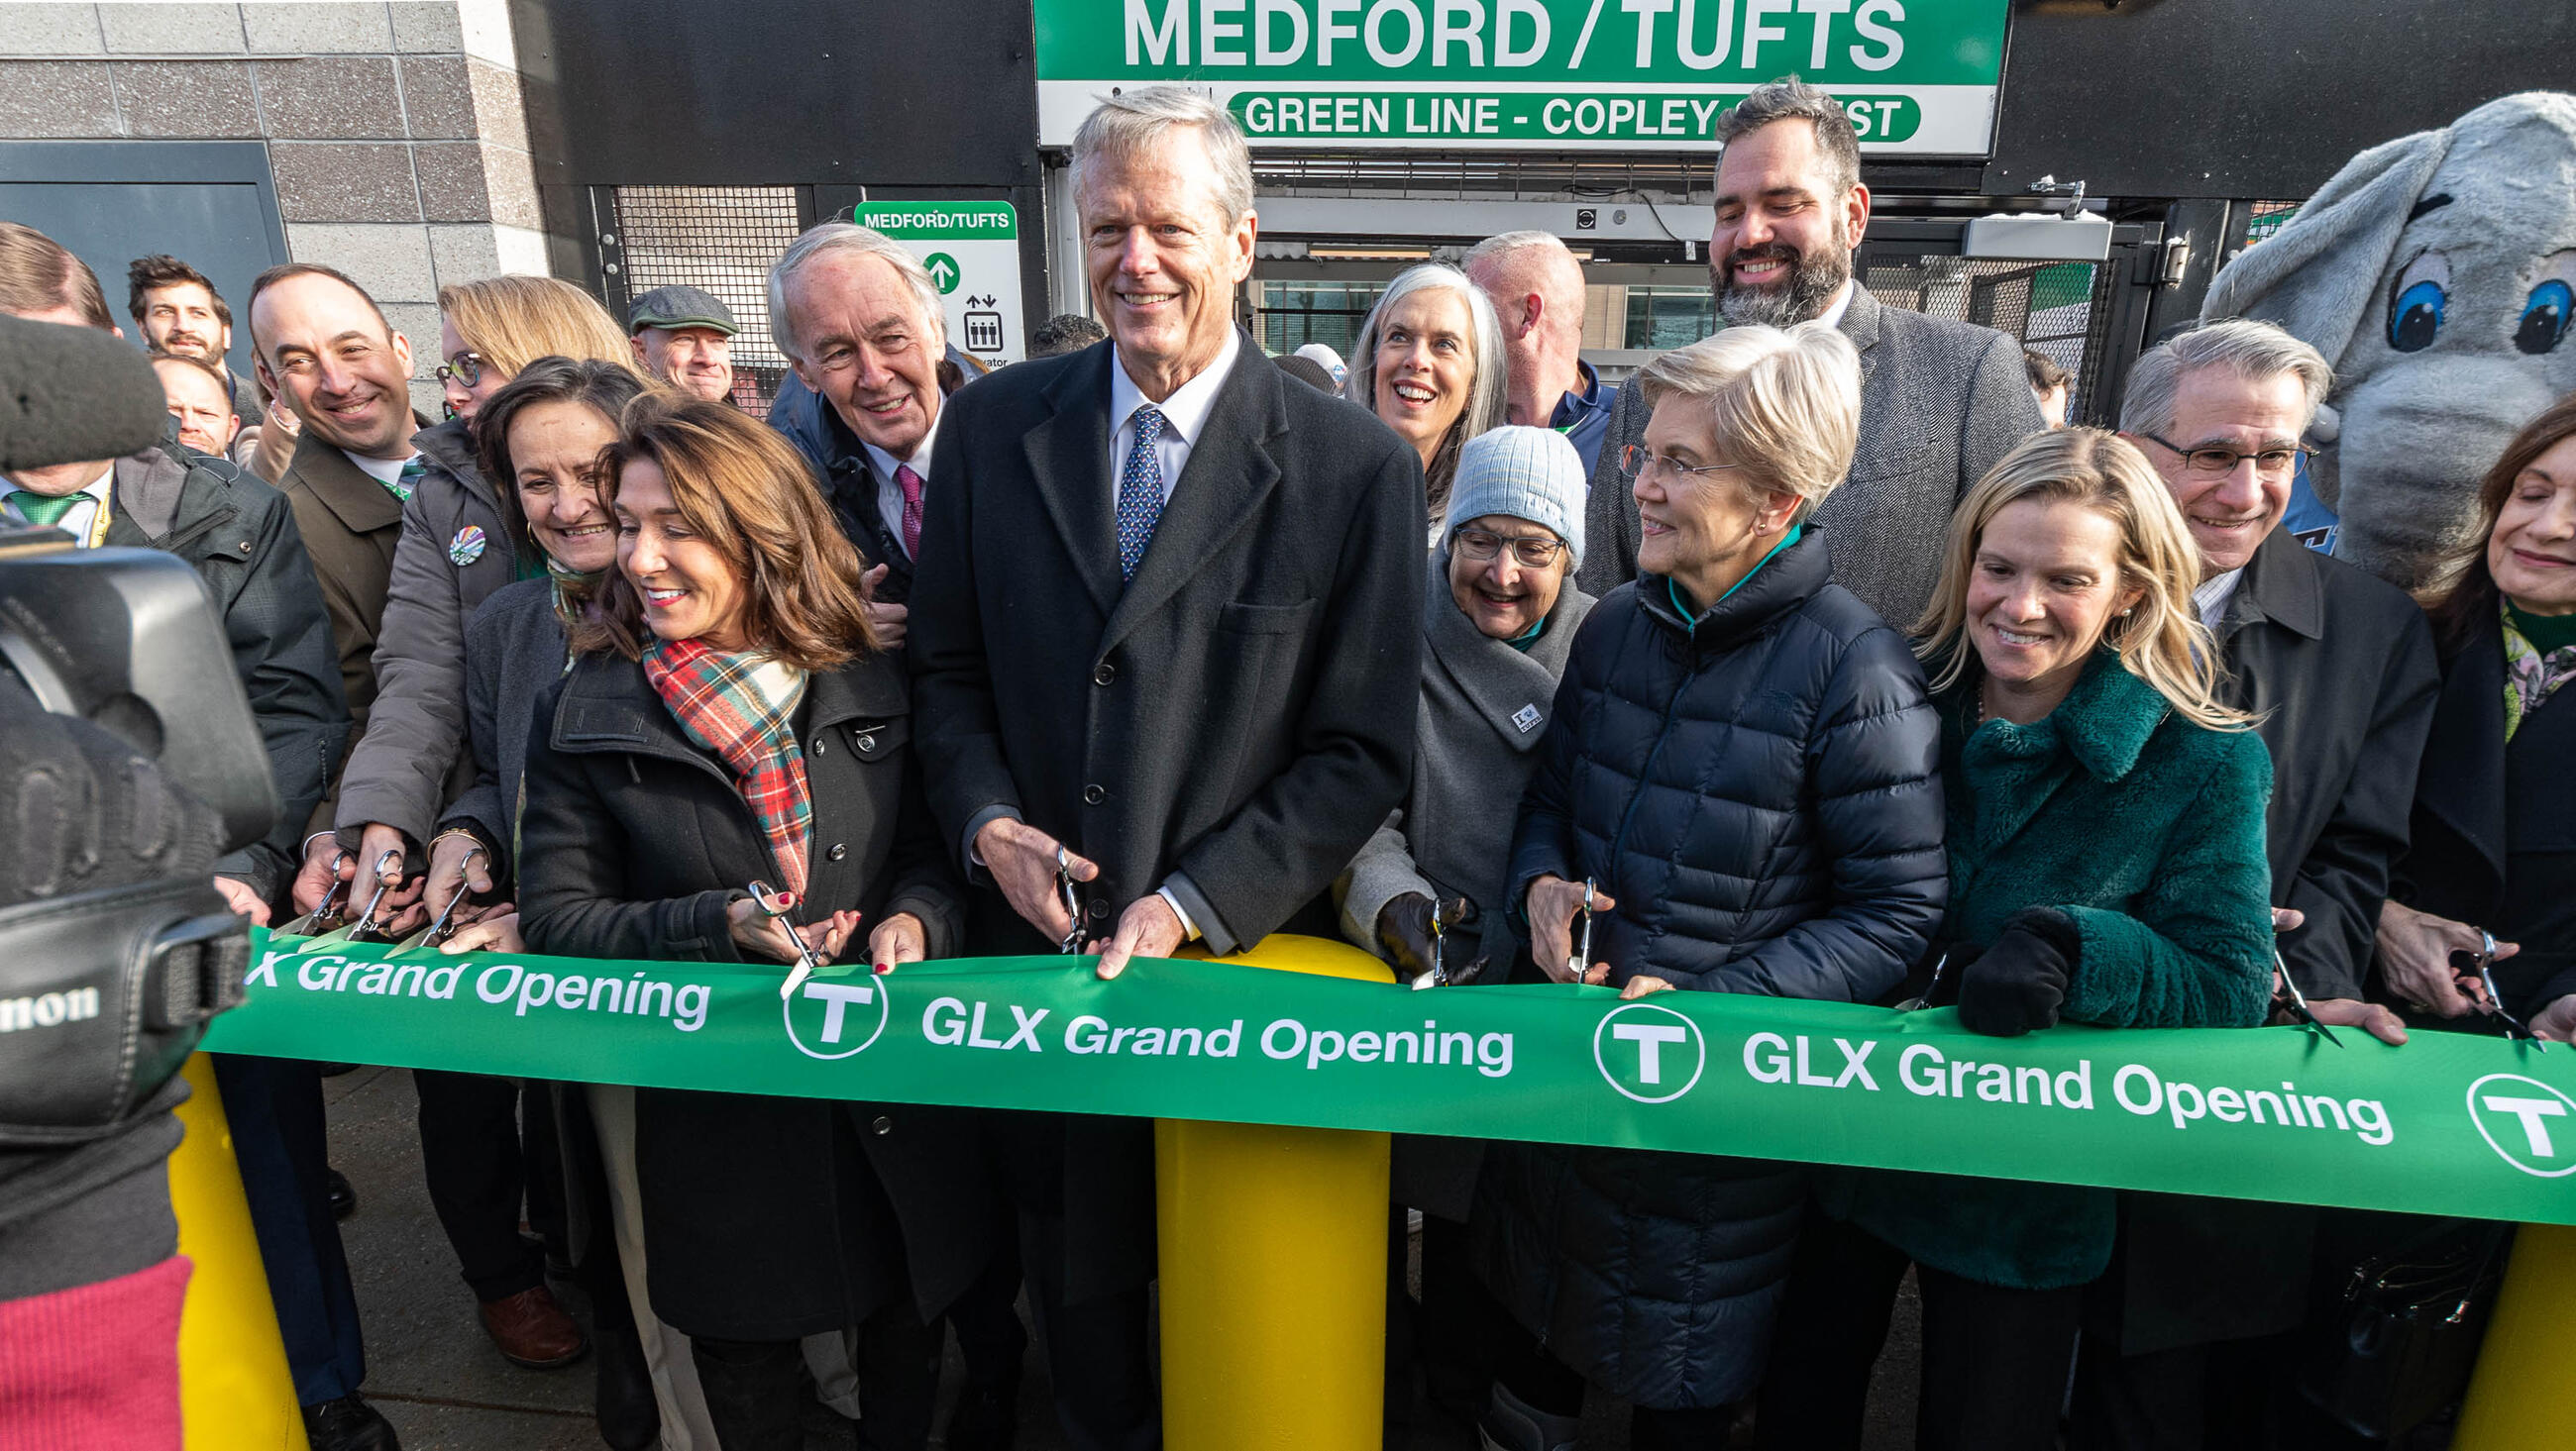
top-left (435, 352), bottom-right (486, 387)
top-left (2137, 433), bottom-right (2313, 479)
top-left (1452, 527), bottom-right (1567, 569)
top-left (1620, 443), bottom-right (1745, 487)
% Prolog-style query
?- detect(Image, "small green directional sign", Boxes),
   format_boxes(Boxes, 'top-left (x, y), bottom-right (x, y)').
top-left (924, 253), bottom-right (960, 294)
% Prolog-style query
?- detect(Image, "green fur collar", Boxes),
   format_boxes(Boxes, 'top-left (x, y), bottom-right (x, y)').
top-left (1970, 651), bottom-right (2171, 784)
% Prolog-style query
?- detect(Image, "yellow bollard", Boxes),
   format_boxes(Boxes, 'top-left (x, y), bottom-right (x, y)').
top-left (168, 1054), bottom-right (309, 1451)
top-left (2452, 1221), bottom-right (2576, 1449)
top-left (1158, 935), bottom-right (1394, 1451)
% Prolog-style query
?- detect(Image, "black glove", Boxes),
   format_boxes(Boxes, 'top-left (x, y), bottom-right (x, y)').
top-left (1956, 908), bottom-right (2081, 1037)
top-left (1376, 893), bottom-right (1475, 981)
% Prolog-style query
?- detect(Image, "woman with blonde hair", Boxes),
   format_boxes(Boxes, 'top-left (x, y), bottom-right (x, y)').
top-left (1472, 322), bottom-right (1948, 1451)
top-left (1342, 263), bottom-right (1507, 538)
top-left (281, 269), bottom-right (653, 1375)
top-left (1758, 427), bottom-right (2277, 1451)
top-left (519, 393), bottom-right (982, 1451)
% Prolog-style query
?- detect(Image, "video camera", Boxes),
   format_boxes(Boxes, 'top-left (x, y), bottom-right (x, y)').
top-left (0, 313), bottom-right (278, 1146)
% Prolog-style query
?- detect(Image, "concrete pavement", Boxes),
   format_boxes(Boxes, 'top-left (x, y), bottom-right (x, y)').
top-left (322, 1066), bottom-right (1918, 1448)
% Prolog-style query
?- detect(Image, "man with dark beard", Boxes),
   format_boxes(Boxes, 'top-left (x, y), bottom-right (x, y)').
top-left (1580, 80), bottom-right (2043, 626)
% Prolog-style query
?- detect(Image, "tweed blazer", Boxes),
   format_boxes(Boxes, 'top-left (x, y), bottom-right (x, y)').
top-left (1579, 286), bottom-right (2046, 626)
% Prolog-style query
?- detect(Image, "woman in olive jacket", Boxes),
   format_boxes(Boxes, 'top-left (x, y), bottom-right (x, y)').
top-left (517, 393), bottom-right (986, 1451)
top-left (1760, 429), bottom-right (2277, 1451)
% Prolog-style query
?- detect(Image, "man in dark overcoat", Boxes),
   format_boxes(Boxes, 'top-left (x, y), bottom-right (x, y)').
top-left (911, 86), bottom-right (1425, 1450)
top-left (2076, 319), bottom-right (2442, 1449)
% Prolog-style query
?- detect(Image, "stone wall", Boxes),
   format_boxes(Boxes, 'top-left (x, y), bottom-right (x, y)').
top-left (0, 0), bottom-right (546, 409)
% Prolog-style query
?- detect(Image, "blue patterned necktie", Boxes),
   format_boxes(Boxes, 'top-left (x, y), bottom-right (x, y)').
top-left (1117, 404), bottom-right (1167, 580)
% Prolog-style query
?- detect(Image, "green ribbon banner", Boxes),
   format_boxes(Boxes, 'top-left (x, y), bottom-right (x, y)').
top-left (206, 931), bottom-right (2576, 1225)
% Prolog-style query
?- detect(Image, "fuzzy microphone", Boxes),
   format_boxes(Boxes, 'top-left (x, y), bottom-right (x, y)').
top-left (0, 313), bottom-right (170, 473)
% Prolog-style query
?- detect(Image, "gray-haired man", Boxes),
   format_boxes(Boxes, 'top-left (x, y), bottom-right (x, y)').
top-left (765, 223), bottom-right (954, 640)
top-left (1587, 79), bottom-right (2043, 620)
top-left (2073, 318), bottom-right (2440, 1451)
top-left (912, 83), bottom-right (1424, 1451)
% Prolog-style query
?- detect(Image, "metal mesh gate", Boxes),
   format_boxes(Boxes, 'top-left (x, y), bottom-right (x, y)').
top-left (1863, 256), bottom-right (2112, 421)
top-left (595, 185), bottom-right (806, 411)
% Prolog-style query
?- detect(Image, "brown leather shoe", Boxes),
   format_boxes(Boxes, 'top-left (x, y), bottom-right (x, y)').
top-left (477, 1286), bottom-right (590, 1370)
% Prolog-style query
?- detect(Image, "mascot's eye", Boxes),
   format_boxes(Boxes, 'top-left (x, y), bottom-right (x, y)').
top-left (2516, 279), bottom-right (2571, 356)
top-left (2388, 278), bottom-right (2446, 352)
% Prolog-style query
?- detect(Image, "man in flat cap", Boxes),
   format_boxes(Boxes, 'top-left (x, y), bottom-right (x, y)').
top-left (626, 283), bottom-right (738, 401)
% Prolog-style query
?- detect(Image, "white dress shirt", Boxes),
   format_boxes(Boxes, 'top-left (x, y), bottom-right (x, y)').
top-left (1814, 278), bottom-right (1857, 331)
top-left (1107, 328), bottom-right (1243, 506)
top-left (2, 465), bottom-right (113, 544)
top-left (344, 448), bottom-right (416, 488)
top-left (861, 408), bottom-right (943, 562)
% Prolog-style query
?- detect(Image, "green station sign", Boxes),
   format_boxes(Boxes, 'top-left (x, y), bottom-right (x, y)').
top-left (1035, 0), bottom-right (2008, 154)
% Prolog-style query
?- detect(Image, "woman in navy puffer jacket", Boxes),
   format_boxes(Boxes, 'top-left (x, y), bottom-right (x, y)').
top-left (1471, 322), bottom-right (1949, 1450)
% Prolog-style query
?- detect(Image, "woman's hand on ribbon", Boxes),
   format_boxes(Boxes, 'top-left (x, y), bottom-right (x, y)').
top-left (1525, 875), bottom-right (1613, 985)
top-left (2532, 994), bottom-right (2576, 1044)
top-left (869, 912), bottom-right (927, 975)
top-left (726, 898), bottom-right (862, 967)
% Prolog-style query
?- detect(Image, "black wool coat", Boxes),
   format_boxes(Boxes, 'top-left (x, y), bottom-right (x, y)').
top-left (2100, 527), bottom-right (2442, 1357)
top-left (1476, 528), bottom-right (1947, 1410)
top-left (910, 334), bottom-right (1425, 1304)
top-left (517, 647), bottom-right (988, 1342)
top-left (2395, 613), bottom-right (2576, 1020)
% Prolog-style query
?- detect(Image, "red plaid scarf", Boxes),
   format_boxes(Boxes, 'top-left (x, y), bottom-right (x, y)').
top-left (642, 638), bottom-right (812, 895)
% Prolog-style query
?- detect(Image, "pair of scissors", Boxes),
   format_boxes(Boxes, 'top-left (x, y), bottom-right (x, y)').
top-left (1055, 848), bottom-right (1086, 955)
top-left (286, 848), bottom-right (354, 936)
top-left (1894, 950), bottom-right (1952, 1013)
top-left (2272, 950), bottom-right (2344, 1047)
top-left (1409, 897), bottom-right (1449, 990)
top-left (402, 845), bottom-right (487, 950)
top-left (2465, 928), bottom-right (2547, 1052)
top-left (1564, 877), bottom-right (1597, 984)
top-left (341, 849), bottom-right (409, 944)
top-left (748, 880), bottom-right (827, 1000)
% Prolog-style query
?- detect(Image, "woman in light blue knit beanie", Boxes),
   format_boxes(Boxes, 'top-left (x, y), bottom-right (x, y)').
top-left (1336, 424), bottom-right (1596, 1408)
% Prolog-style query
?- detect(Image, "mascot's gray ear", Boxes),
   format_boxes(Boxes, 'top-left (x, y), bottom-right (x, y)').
top-left (2201, 123), bottom-right (2455, 365)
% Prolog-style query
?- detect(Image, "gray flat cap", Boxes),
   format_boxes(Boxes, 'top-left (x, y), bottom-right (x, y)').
top-left (627, 284), bottom-right (738, 336)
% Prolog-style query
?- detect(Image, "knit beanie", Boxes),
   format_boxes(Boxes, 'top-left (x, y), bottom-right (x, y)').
top-left (1442, 425), bottom-right (1587, 569)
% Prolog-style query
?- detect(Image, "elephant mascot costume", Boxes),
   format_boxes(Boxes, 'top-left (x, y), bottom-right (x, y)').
top-left (2201, 90), bottom-right (2576, 591)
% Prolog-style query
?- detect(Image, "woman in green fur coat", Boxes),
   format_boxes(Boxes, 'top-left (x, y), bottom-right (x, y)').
top-left (1757, 428), bottom-right (2278, 1451)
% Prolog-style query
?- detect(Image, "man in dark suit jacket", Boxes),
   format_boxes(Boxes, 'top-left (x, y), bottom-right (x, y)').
top-left (1582, 80), bottom-right (2043, 627)
top-left (912, 86), bottom-right (1424, 1449)
top-left (2076, 319), bottom-right (2440, 1449)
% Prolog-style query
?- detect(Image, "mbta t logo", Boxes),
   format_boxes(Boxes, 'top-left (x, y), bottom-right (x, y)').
top-left (2467, 1074), bottom-right (2576, 1179)
top-left (1593, 1002), bottom-right (1706, 1105)
top-left (783, 976), bottom-right (891, 1061)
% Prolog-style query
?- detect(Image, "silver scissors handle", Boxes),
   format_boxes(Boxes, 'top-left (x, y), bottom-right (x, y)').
top-left (348, 848), bottom-right (406, 942)
top-left (1055, 846), bottom-right (1086, 955)
top-left (1411, 896), bottom-right (1449, 990)
top-left (750, 880), bottom-right (824, 1000)
top-left (2470, 928), bottom-right (2547, 1051)
top-left (418, 845), bottom-right (486, 948)
top-left (1565, 876), bottom-right (1596, 984)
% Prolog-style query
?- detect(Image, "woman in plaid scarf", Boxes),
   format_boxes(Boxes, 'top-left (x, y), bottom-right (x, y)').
top-left (2381, 393), bottom-right (2576, 1044)
top-left (517, 392), bottom-right (985, 1451)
